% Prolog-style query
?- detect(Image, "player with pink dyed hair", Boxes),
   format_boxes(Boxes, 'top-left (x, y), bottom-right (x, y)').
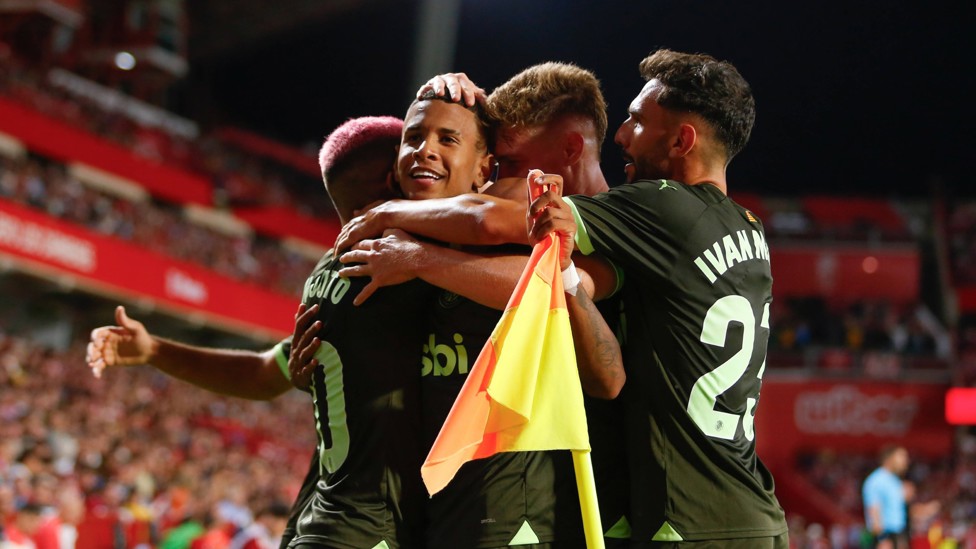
top-left (87, 116), bottom-right (431, 548)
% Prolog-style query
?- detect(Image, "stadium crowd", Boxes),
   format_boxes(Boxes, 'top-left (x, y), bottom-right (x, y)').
top-left (3, 326), bottom-right (972, 549)
top-left (0, 53), bottom-right (330, 215)
top-left (770, 298), bottom-right (947, 357)
top-left (0, 328), bottom-right (314, 549)
top-left (0, 154), bottom-right (314, 298)
top-left (768, 298), bottom-right (952, 378)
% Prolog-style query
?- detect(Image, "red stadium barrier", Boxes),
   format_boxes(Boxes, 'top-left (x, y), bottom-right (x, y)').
top-left (233, 205), bottom-right (341, 248)
top-left (0, 97), bottom-right (213, 206)
top-left (0, 198), bottom-right (295, 338)
top-left (214, 126), bottom-right (321, 179)
top-left (802, 196), bottom-right (907, 234)
top-left (770, 245), bottom-right (920, 304)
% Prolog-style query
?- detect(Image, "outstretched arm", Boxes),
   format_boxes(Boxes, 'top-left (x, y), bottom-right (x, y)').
top-left (335, 193), bottom-right (527, 253)
top-left (529, 181), bottom-right (625, 399)
top-left (87, 305), bottom-right (295, 400)
top-left (338, 229), bottom-right (611, 310)
top-left (338, 229), bottom-right (527, 309)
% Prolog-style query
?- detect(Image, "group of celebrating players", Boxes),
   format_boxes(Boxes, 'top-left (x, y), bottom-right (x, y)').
top-left (87, 49), bottom-right (788, 548)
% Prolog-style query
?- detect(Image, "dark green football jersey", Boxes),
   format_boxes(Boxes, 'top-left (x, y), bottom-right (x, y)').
top-left (421, 289), bottom-right (585, 549)
top-left (275, 253), bottom-right (435, 549)
top-left (280, 451), bottom-right (318, 549)
top-left (566, 180), bottom-right (787, 542)
top-left (586, 295), bottom-right (631, 542)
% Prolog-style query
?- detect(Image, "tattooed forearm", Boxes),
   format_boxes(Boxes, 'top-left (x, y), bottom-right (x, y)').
top-left (567, 286), bottom-right (625, 399)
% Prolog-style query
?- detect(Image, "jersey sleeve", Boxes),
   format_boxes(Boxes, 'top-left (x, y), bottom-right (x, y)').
top-left (272, 337), bottom-right (292, 381)
top-left (565, 180), bottom-right (708, 284)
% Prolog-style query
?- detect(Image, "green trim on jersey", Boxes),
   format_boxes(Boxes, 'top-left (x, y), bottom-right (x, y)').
top-left (565, 196), bottom-right (625, 298)
top-left (652, 521), bottom-right (684, 541)
top-left (508, 521), bottom-right (541, 545)
top-left (310, 341), bottom-right (349, 475)
top-left (371, 542), bottom-right (390, 549)
top-left (608, 261), bottom-right (625, 297)
top-left (605, 516), bottom-right (631, 539)
top-left (272, 339), bottom-right (290, 381)
top-left (564, 196), bottom-right (595, 256)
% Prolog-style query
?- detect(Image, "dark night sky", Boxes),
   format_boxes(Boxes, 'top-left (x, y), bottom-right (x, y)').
top-left (186, 0), bottom-right (973, 198)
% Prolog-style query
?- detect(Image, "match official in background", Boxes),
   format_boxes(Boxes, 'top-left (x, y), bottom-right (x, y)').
top-left (862, 445), bottom-right (927, 549)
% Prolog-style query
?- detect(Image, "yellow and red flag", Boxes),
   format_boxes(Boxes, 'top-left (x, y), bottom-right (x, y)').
top-left (420, 229), bottom-right (590, 495)
top-left (421, 171), bottom-right (605, 547)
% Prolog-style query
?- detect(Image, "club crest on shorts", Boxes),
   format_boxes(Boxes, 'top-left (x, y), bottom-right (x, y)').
top-left (438, 290), bottom-right (461, 309)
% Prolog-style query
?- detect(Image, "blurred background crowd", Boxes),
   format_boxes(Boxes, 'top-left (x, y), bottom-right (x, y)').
top-left (1, 1), bottom-right (974, 548)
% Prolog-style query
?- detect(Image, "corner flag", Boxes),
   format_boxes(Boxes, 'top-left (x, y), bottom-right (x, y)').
top-left (421, 170), bottom-right (605, 548)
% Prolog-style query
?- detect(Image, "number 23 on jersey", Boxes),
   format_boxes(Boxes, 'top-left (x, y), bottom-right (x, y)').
top-left (687, 295), bottom-right (770, 442)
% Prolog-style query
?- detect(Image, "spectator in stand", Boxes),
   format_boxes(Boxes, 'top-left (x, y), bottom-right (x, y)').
top-left (0, 57), bottom-right (334, 215)
top-left (1, 328), bottom-right (314, 549)
top-left (228, 503), bottom-right (289, 549)
top-left (1, 503), bottom-right (42, 549)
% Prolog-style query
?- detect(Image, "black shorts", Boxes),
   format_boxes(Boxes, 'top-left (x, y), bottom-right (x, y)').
top-left (638, 531), bottom-right (789, 549)
top-left (426, 451), bottom-right (584, 549)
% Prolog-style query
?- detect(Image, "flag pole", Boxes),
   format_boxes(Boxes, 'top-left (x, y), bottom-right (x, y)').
top-left (573, 450), bottom-right (605, 549)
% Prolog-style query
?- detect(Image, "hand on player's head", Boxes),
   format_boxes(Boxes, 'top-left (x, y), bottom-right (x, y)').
top-left (417, 73), bottom-right (486, 108)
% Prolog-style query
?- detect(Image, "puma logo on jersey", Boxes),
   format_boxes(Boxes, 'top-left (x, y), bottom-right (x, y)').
top-left (421, 333), bottom-right (469, 376)
top-left (693, 229), bottom-right (770, 284)
top-left (438, 290), bottom-right (462, 309)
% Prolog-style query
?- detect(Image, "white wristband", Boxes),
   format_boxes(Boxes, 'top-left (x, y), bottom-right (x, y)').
top-left (562, 261), bottom-right (580, 296)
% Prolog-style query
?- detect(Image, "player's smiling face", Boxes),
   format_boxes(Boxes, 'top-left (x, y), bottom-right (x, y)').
top-left (396, 99), bottom-right (492, 200)
top-left (614, 79), bottom-right (676, 182)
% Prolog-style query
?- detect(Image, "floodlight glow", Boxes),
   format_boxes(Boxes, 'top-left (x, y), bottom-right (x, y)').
top-left (115, 51), bottom-right (136, 71)
top-left (862, 256), bottom-right (879, 274)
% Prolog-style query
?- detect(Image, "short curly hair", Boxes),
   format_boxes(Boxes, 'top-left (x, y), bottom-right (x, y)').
top-left (639, 49), bottom-right (755, 161)
top-left (487, 62), bottom-right (607, 152)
